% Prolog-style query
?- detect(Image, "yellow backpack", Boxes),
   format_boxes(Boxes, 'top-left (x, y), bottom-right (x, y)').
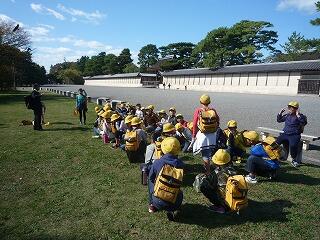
top-left (154, 164), bottom-right (184, 204)
top-left (155, 140), bottom-right (163, 159)
top-left (198, 109), bottom-right (218, 133)
top-left (263, 142), bottom-right (282, 160)
top-left (225, 175), bottom-right (248, 213)
top-left (125, 131), bottom-right (139, 151)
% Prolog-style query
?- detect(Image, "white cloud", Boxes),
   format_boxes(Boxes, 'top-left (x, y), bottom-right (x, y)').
top-left (28, 26), bottom-right (50, 37)
top-left (57, 4), bottom-right (106, 24)
top-left (38, 24), bottom-right (55, 30)
top-left (277, 0), bottom-right (318, 13)
top-left (30, 3), bottom-right (65, 20)
top-left (0, 13), bottom-right (24, 26)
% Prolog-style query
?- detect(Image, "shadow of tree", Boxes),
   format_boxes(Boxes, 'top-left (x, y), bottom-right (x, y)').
top-left (176, 199), bottom-right (293, 228)
top-left (50, 121), bottom-right (74, 125)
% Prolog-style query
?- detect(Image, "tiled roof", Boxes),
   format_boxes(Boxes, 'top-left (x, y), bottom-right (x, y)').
top-left (161, 60), bottom-right (320, 76)
top-left (84, 72), bottom-right (156, 80)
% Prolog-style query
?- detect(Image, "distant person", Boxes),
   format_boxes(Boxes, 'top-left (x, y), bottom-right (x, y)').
top-left (76, 88), bottom-right (87, 125)
top-left (185, 85), bottom-right (187, 91)
top-left (168, 83), bottom-right (171, 90)
top-left (163, 82), bottom-right (166, 90)
top-left (31, 84), bottom-right (44, 131)
top-left (276, 101), bottom-right (307, 168)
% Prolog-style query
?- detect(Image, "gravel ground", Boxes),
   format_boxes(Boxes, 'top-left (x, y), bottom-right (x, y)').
top-left (45, 85), bottom-right (320, 160)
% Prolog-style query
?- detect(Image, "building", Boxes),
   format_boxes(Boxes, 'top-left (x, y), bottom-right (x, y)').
top-left (84, 72), bottom-right (160, 88)
top-left (161, 60), bottom-right (320, 95)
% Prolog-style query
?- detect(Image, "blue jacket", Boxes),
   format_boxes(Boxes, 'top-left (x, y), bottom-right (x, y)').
top-left (149, 154), bottom-right (184, 208)
top-left (277, 113), bottom-right (307, 135)
top-left (76, 94), bottom-right (86, 109)
top-left (250, 144), bottom-right (280, 169)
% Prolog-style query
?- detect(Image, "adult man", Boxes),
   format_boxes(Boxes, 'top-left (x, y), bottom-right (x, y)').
top-left (31, 84), bottom-right (44, 131)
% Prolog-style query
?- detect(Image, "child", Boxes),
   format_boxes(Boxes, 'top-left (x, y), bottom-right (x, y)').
top-left (148, 137), bottom-right (184, 221)
top-left (276, 101), bottom-right (307, 167)
top-left (176, 114), bottom-right (188, 127)
top-left (110, 113), bottom-right (125, 148)
top-left (245, 136), bottom-right (283, 184)
top-left (135, 103), bottom-right (144, 120)
top-left (167, 107), bottom-right (177, 126)
top-left (175, 123), bottom-right (192, 152)
top-left (124, 117), bottom-right (147, 162)
top-left (199, 149), bottom-right (236, 213)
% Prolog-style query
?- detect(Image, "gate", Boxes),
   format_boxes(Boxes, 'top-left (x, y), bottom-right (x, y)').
top-left (298, 80), bottom-right (320, 94)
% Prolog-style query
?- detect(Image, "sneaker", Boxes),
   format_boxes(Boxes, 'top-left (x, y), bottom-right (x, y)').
top-left (208, 205), bottom-right (225, 214)
top-left (245, 175), bottom-right (257, 184)
top-left (291, 161), bottom-right (300, 168)
top-left (148, 205), bottom-right (157, 213)
top-left (166, 211), bottom-right (175, 221)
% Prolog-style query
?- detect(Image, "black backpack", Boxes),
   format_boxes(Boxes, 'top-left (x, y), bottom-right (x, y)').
top-left (24, 95), bottom-right (34, 110)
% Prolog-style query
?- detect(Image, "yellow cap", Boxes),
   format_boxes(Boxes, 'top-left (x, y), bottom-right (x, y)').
top-left (103, 105), bottom-right (112, 111)
top-left (243, 131), bottom-right (259, 142)
top-left (147, 105), bottom-right (154, 110)
top-left (131, 117), bottom-right (142, 126)
top-left (101, 111), bottom-right (112, 119)
top-left (163, 123), bottom-right (176, 133)
top-left (159, 109), bottom-right (166, 114)
top-left (98, 110), bottom-right (105, 116)
top-left (227, 120), bottom-right (237, 128)
top-left (161, 137), bottom-right (181, 156)
top-left (200, 94), bottom-right (211, 105)
top-left (288, 101), bottom-right (299, 109)
top-left (111, 114), bottom-right (121, 122)
top-left (125, 115), bottom-right (134, 124)
top-left (95, 106), bottom-right (100, 113)
top-left (169, 107), bottom-right (176, 112)
top-left (263, 136), bottom-right (277, 145)
top-left (176, 114), bottom-right (183, 119)
top-left (175, 123), bottom-right (183, 131)
top-left (212, 149), bottom-right (231, 165)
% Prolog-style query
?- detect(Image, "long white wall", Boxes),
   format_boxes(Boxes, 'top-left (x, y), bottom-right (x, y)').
top-left (85, 77), bottom-right (142, 87)
top-left (162, 72), bottom-right (300, 95)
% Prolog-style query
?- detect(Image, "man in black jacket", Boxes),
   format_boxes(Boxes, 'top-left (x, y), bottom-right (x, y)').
top-left (31, 84), bottom-right (43, 131)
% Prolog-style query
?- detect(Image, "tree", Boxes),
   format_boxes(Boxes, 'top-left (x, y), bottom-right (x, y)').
top-left (58, 68), bottom-right (83, 85)
top-left (195, 20), bottom-right (278, 68)
top-left (138, 44), bottom-right (159, 72)
top-left (123, 63), bottom-right (139, 73)
top-left (159, 42), bottom-right (196, 70)
top-left (76, 56), bottom-right (89, 74)
top-left (118, 48), bottom-right (133, 72)
top-left (0, 20), bottom-right (31, 49)
top-left (103, 54), bottom-right (120, 74)
top-left (310, 1), bottom-right (320, 26)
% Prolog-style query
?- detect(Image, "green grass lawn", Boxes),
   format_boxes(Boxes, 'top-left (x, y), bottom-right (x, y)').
top-left (0, 91), bottom-right (320, 240)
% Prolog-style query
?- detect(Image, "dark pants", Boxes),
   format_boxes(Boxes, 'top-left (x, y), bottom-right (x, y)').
top-left (246, 155), bottom-right (273, 176)
top-left (276, 134), bottom-right (301, 162)
top-left (33, 110), bottom-right (43, 130)
top-left (200, 184), bottom-right (225, 207)
top-left (78, 108), bottom-right (86, 124)
top-left (228, 146), bottom-right (246, 159)
top-left (126, 141), bottom-right (147, 163)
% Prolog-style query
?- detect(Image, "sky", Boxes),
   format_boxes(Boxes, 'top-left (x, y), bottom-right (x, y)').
top-left (0, 0), bottom-right (319, 72)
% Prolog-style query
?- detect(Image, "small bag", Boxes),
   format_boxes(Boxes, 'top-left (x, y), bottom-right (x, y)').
top-left (125, 131), bottom-right (139, 151)
top-left (73, 109), bottom-right (79, 116)
top-left (198, 109), bottom-right (218, 133)
top-left (225, 175), bottom-right (248, 213)
top-left (154, 164), bottom-right (184, 203)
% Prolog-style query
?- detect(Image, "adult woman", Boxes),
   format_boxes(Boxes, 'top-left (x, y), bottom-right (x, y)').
top-left (190, 94), bottom-right (220, 174)
top-left (76, 88), bottom-right (87, 125)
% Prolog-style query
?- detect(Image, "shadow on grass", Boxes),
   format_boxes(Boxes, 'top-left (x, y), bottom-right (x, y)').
top-left (50, 121), bottom-right (74, 125)
top-left (177, 199), bottom-right (293, 228)
top-left (44, 126), bottom-right (91, 132)
top-left (275, 171), bottom-right (320, 185)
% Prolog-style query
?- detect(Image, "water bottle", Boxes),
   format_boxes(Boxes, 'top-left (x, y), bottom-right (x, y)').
top-left (141, 165), bottom-right (148, 185)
